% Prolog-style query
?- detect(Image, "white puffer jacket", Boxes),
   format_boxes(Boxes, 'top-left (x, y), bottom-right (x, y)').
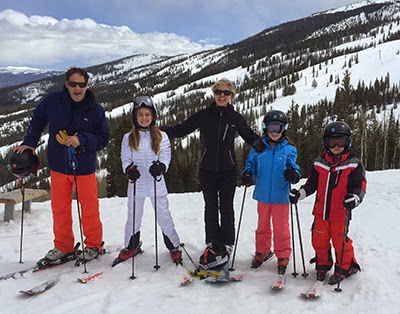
top-left (121, 129), bottom-right (171, 197)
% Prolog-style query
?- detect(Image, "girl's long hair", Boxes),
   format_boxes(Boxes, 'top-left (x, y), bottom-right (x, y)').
top-left (128, 126), bottom-right (162, 153)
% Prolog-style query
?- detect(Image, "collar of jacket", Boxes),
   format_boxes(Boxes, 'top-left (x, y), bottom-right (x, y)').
top-left (208, 101), bottom-right (234, 112)
top-left (324, 150), bottom-right (351, 165)
top-left (262, 136), bottom-right (288, 148)
top-left (63, 87), bottom-right (97, 106)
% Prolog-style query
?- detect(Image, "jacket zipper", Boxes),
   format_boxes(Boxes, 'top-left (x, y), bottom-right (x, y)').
top-left (222, 124), bottom-right (228, 141)
top-left (215, 110), bottom-right (223, 171)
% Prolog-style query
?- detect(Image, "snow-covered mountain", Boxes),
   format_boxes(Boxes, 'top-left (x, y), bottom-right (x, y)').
top-left (1, 1), bottom-right (400, 107)
top-left (0, 67), bottom-right (62, 89)
top-left (0, 170), bottom-right (399, 313)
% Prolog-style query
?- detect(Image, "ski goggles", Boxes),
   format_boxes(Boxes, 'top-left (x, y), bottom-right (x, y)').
top-left (133, 96), bottom-right (155, 109)
top-left (324, 136), bottom-right (349, 148)
top-left (265, 123), bottom-right (285, 133)
top-left (67, 81), bottom-right (87, 88)
top-left (214, 89), bottom-right (233, 96)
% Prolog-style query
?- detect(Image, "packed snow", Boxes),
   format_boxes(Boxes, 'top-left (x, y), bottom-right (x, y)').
top-left (0, 169), bottom-right (399, 313)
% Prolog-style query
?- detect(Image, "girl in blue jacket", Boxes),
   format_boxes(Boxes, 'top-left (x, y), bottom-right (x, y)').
top-left (241, 110), bottom-right (300, 275)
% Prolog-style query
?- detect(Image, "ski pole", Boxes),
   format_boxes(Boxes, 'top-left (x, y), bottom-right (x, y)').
top-left (180, 242), bottom-right (198, 269)
top-left (130, 180), bottom-right (137, 280)
top-left (68, 146), bottom-right (87, 273)
top-left (229, 185), bottom-right (247, 271)
top-left (153, 174), bottom-right (160, 271)
top-left (334, 210), bottom-right (351, 292)
top-left (18, 178), bottom-right (26, 264)
top-left (290, 203), bottom-right (298, 277)
top-left (294, 203), bottom-right (309, 278)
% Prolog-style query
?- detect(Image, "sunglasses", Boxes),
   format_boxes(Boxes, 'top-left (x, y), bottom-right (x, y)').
top-left (266, 123), bottom-right (284, 133)
top-left (325, 137), bottom-right (348, 148)
top-left (67, 81), bottom-right (87, 88)
top-left (214, 90), bottom-right (232, 96)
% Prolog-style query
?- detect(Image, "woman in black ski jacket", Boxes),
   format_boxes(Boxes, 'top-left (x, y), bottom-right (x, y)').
top-left (162, 78), bottom-right (259, 252)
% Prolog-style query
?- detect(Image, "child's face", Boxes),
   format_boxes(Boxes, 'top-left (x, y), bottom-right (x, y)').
top-left (266, 123), bottom-right (284, 141)
top-left (329, 146), bottom-right (345, 155)
top-left (325, 136), bottom-right (347, 155)
top-left (267, 130), bottom-right (283, 141)
top-left (136, 107), bottom-right (153, 128)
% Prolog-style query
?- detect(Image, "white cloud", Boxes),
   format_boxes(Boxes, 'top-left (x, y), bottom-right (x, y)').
top-left (0, 9), bottom-right (218, 69)
top-left (0, 1), bottom-right (361, 69)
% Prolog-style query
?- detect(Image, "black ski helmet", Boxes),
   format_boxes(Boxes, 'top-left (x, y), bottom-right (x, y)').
top-left (262, 110), bottom-right (288, 140)
top-left (323, 121), bottom-right (352, 152)
top-left (8, 149), bottom-right (40, 178)
top-left (132, 96), bottom-right (157, 128)
top-left (263, 110), bottom-right (288, 125)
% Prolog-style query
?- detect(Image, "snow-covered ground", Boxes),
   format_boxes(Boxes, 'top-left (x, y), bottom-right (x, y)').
top-left (0, 169), bottom-right (399, 314)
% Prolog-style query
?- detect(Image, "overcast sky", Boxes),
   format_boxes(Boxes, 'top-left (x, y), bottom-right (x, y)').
top-left (0, 0), bottom-right (363, 70)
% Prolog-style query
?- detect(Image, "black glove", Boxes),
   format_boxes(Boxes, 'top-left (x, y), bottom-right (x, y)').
top-left (343, 193), bottom-right (360, 212)
top-left (149, 161), bottom-right (166, 177)
top-left (125, 163), bottom-right (140, 182)
top-left (240, 169), bottom-right (253, 186)
top-left (289, 189), bottom-right (301, 204)
top-left (284, 167), bottom-right (300, 184)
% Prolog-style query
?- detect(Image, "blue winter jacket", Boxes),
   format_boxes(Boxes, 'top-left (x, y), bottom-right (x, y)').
top-left (243, 137), bottom-right (300, 204)
top-left (22, 88), bottom-right (109, 175)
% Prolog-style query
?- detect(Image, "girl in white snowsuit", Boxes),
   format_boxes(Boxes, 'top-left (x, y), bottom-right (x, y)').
top-left (116, 96), bottom-right (182, 264)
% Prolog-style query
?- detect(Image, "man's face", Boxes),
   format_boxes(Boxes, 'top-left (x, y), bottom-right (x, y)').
top-left (65, 73), bottom-right (88, 102)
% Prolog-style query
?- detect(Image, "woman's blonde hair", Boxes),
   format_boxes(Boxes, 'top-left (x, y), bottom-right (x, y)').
top-left (211, 78), bottom-right (237, 99)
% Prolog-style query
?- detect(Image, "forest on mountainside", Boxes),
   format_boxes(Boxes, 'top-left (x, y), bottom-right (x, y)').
top-left (104, 71), bottom-right (400, 197)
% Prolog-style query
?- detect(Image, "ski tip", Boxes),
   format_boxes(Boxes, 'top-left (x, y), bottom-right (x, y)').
top-left (271, 286), bottom-right (284, 290)
top-left (300, 293), bottom-right (320, 299)
top-left (111, 258), bottom-right (122, 267)
top-left (77, 278), bottom-right (88, 284)
top-left (180, 276), bottom-right (193, 285)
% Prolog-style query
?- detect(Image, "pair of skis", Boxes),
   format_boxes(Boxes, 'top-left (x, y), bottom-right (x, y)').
top-left (181, 251), bottom-right (275, 285)
top-left (270, 271), bottom-right (330, 297)
top-left (77, 242), bottom-right (144, 284)
top-left (1, 243), bottom-right (82, 282)
top-left (18, 243), bottom-right (82, 295)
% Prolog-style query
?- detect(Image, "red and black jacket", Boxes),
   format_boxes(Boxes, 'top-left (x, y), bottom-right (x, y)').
top-left (301, 150), bottom-right (367, 221)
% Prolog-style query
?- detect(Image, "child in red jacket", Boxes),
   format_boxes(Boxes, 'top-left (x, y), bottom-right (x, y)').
top-left (290, 121), bottom-right (366, 284)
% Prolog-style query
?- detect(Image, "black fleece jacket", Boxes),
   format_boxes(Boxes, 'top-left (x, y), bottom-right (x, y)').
top-left (162, 102), bottom-right (259, 172)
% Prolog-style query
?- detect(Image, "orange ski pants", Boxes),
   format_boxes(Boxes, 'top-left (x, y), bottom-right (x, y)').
top-left (255, 202), bottom-right (292, 259)
top-left (50, 170), bottom-right (102, 252)
top-left (312, 216), bottom-right (358, 275)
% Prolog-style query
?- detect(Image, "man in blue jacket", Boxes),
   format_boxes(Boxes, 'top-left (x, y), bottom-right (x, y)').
top-left (16, 67), bottom-right (109, 265)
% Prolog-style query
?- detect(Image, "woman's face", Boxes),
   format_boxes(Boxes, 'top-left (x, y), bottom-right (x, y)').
top-left (136, 107), bottom-right (153, 128)
top-left (213, 84), bottom-right (233, 107)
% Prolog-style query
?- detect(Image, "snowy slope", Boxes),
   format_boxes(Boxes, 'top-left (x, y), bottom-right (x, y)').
top-left (0, 169), bottom-right (399, 313)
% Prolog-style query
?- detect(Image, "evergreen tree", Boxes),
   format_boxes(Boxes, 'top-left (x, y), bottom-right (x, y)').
top-left (106, 113), bottom-right (132, 197)
top-left (333, 70), bottom-right (356, 127)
